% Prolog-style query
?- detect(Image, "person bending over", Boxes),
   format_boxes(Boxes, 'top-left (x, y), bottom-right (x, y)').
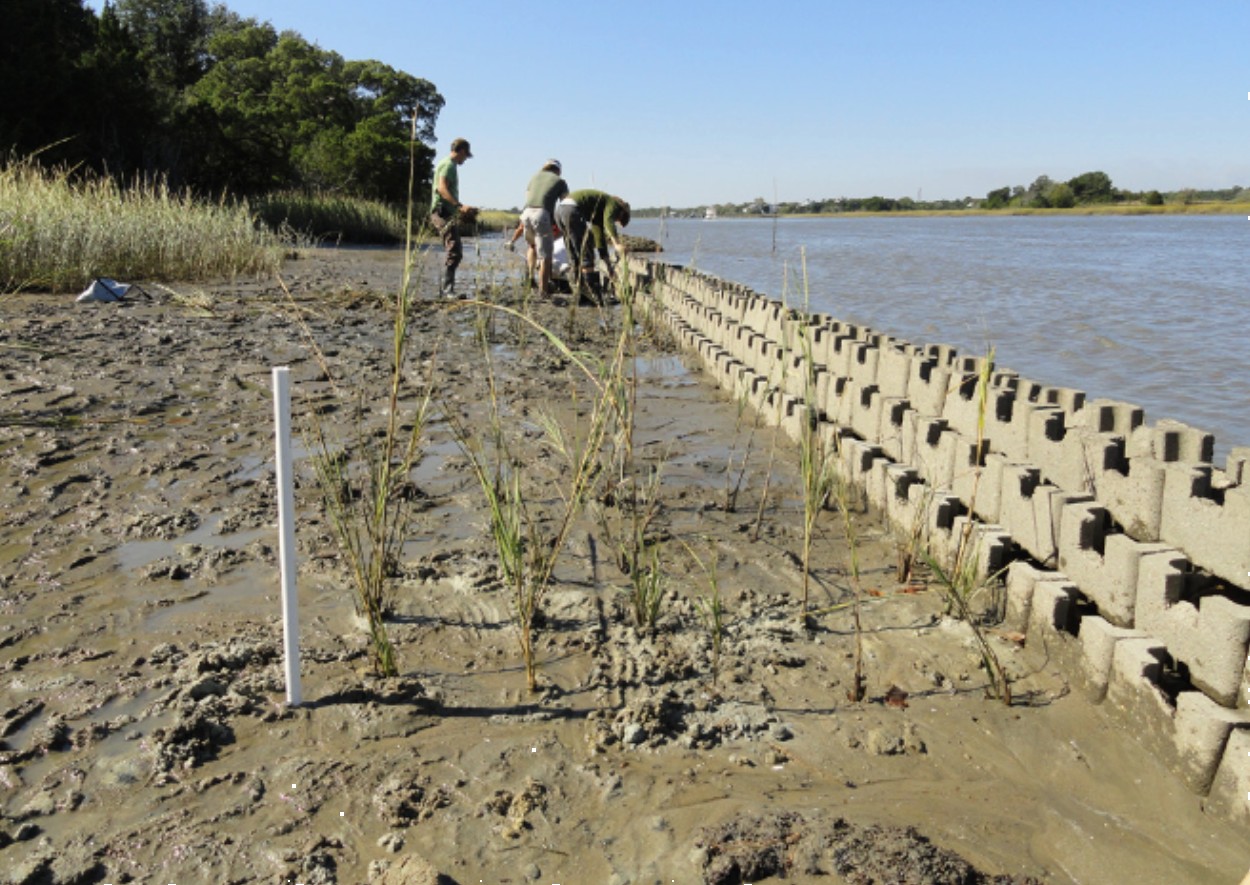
top-left (570, 189), bottom-right (631, 286)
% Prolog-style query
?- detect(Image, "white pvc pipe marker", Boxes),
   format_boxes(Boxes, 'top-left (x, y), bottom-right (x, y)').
top-left (273, 366), bottom-right (302, 706)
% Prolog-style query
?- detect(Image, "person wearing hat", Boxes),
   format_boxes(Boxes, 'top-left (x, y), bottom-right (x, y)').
top-left (429, 137), bottom-right (475, 298)
top-left (519, 159), bottom-right (569, 296)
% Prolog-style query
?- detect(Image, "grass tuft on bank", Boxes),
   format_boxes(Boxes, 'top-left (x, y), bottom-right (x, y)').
top-left (0, 154), bottom-right (282, 293)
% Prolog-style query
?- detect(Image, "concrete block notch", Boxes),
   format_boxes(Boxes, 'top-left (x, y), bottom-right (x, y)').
top-left (1056, 499), bottom-right (1178, 627)
top-left (1158, 465), bottom-right (1250, 586)
top-left (1135, 553), bottom-right (1250, 708)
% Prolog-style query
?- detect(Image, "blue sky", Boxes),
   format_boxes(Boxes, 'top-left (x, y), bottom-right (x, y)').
top-left (86, 0), bottom-right (1250, 209)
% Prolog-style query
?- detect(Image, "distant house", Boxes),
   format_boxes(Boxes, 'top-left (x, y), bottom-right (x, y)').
top-left (705, 207), bottom-right (717, 219)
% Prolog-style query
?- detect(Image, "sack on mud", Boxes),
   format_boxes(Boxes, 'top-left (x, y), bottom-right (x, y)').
top-left (76, 277), bottom-right (132, 303)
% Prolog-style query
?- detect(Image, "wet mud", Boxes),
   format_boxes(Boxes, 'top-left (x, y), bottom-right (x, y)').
top-left (1, 245), bottom-right (1246, 884)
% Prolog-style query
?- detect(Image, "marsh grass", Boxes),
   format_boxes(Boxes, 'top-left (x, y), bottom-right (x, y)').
top-left (722, 385), bottom-right (762, 512)
top-left (253, 191), bottom-right (406, 243)
top-left (595, 269), bottom-right (673, 633)
top-left (923, 347), bottom-right (1012, 703)
top-left (298, 115), bottom-right (434, 677)
top-left (0, 153), bottom-right (280, 292)
top-left (683, 538), bottom-right (726, 686)
top-left (450, 292), bottom-right (629, 691)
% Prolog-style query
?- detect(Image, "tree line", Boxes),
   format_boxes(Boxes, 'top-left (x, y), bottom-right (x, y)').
top-left (1, 0), bottom-right (443, 203)
top-left (641, 171), bottom-right (1250, 218)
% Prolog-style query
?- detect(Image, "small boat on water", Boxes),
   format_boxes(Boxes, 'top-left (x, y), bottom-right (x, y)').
top-left (704, 207), bottom-right (717, 219)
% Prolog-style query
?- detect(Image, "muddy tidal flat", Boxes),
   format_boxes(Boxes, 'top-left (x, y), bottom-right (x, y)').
top-left (1, 246), bottom-right (1246, 884)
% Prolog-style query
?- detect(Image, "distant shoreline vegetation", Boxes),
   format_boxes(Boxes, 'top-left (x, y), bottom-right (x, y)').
top-left (642, 202), bottom-right (1250, 219)
top-left (638, 173), bottom-right (1250, 218)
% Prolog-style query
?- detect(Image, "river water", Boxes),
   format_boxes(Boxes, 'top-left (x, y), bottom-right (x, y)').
top-left (629, 214), bottom-right (1249, 461)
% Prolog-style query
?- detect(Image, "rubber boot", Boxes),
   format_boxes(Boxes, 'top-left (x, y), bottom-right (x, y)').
top-left (440, 266), bottom-right (456, 299)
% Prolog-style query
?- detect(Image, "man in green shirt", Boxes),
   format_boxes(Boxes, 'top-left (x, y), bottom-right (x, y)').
top-left (429, 137), bottom-right (475, 298)
top-left (569, 189), bottom-right (631, 284)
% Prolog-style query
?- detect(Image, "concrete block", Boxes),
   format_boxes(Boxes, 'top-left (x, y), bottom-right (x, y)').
top-left (939, 427), bottom-right (984, 495)
top-left (974, 453), bottom-right (1014, 524)
top-left (1077, 615), bottom-right (1146, 702)
top-left (1005, 561), bottom-right (1041, 632)
top-left (1206, 728), bottom-right (1250, 824)
top-left (812, 324), bottom-right (858, 382)
top-left (1056, 501), bottom-right (1178, 627)
top-left (997, 466), bottom-right (1092, 566)
top-left (1006, 561), bottom-right (1076, 635)
top-left (817, 372), bottom-right (848, 425)
top-left (847, 383), bottom-right (885, 444)
top-left (941, 373), bottom-right (1014, 448)
top-left (838, 437), bottom-right (884, 494)
top-left (1026, 412), bottom-right (1126, 499)
top-left (1173, 692), bottom-right (1249, 794)
top-left (1015, 378), bottom-right (1085, 418)
top-left (882, 465), bottom-right (923, 539)
top-left (845, 340), bottom-right (880, 389)
top-left (878, 397), bottom-right (911, 462)
top-left (1096, 455), bottom-right (1168, 542)
top-left (902, 414), bottom-right (952, 487)
top-left (1076, 398), bottom-right (1145, 436)
top-left (1104, 631), bottom-right (1250, 796)
top-left (1028, 578), bottom-right (1076, 640)
top-left (906, 350), bottom-right (952, 418)
top-left (1135, 553), bottom-right (1250, 708)
top-left (943, 516), bottom-right (1013, 585)
top-left (1159, 465), bottom-right (1250, 586)
top-left (876, 341), bottom-right (915, 399)
top-left (1127, 418), bottom-right (1214, 465)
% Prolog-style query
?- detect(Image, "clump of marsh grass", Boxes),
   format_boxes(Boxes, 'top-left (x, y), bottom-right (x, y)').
top-left (683, 538), bottom-right (727, 687)
top-left (253, 190), bottom-right (405, 243)
top-left (722, 383), bottom-right (764, 513)
top-left (0, 152), bottom-right (281, 292)
top-left (299, 114), bottom-right (432, 677)
top-left (923, 347), bottom-right (1012, 703)
top-left (589, 268), bottom-right (673, 634)
top-left (450, 295), bottom-right (627, 691)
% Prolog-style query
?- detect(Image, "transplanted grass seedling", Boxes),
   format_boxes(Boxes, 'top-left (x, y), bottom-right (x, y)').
top-left (299, 114), bottom-right (432, 677)
top-left (449, 291), bottom-right (631, 692)
top-left (924, 346), bottom-right (1012, 704)
top-left (682, 538), bottom-right (727, 687)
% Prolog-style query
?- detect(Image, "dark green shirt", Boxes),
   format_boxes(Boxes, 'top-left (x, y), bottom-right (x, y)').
top-left (525, 170), bottom-right (568, 215)
top-left (571, 189), bottom-right (623, 250)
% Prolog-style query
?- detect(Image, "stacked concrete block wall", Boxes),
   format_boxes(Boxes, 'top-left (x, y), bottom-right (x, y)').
top-left (625, 256), bottom-right (1250, 823)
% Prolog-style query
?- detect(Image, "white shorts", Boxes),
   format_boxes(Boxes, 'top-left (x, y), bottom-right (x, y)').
top-left (520, 206), bottom-right (554, 261)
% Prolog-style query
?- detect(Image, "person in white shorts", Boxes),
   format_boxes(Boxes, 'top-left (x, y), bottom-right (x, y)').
top-left (518, 159), bottom-right (568, 295)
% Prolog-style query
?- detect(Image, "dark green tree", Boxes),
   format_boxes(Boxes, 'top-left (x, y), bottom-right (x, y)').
top-left (186, 22), bottom-right (443, 200)
top-left (114, 0), bottom-right (212, 93)
top-left (983, 186), bottom-right (1011, 209)
top-left (79, 2), bottom-right (162, 175)
top-left (1025, 175), bottom-right (1053, 208)
top-left (0, 0), bottom-right (97, 163)
top-left (1045, 182), bottom-right (1076, 209)
top-left (1067, 170), bottom-right (1113, 203)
